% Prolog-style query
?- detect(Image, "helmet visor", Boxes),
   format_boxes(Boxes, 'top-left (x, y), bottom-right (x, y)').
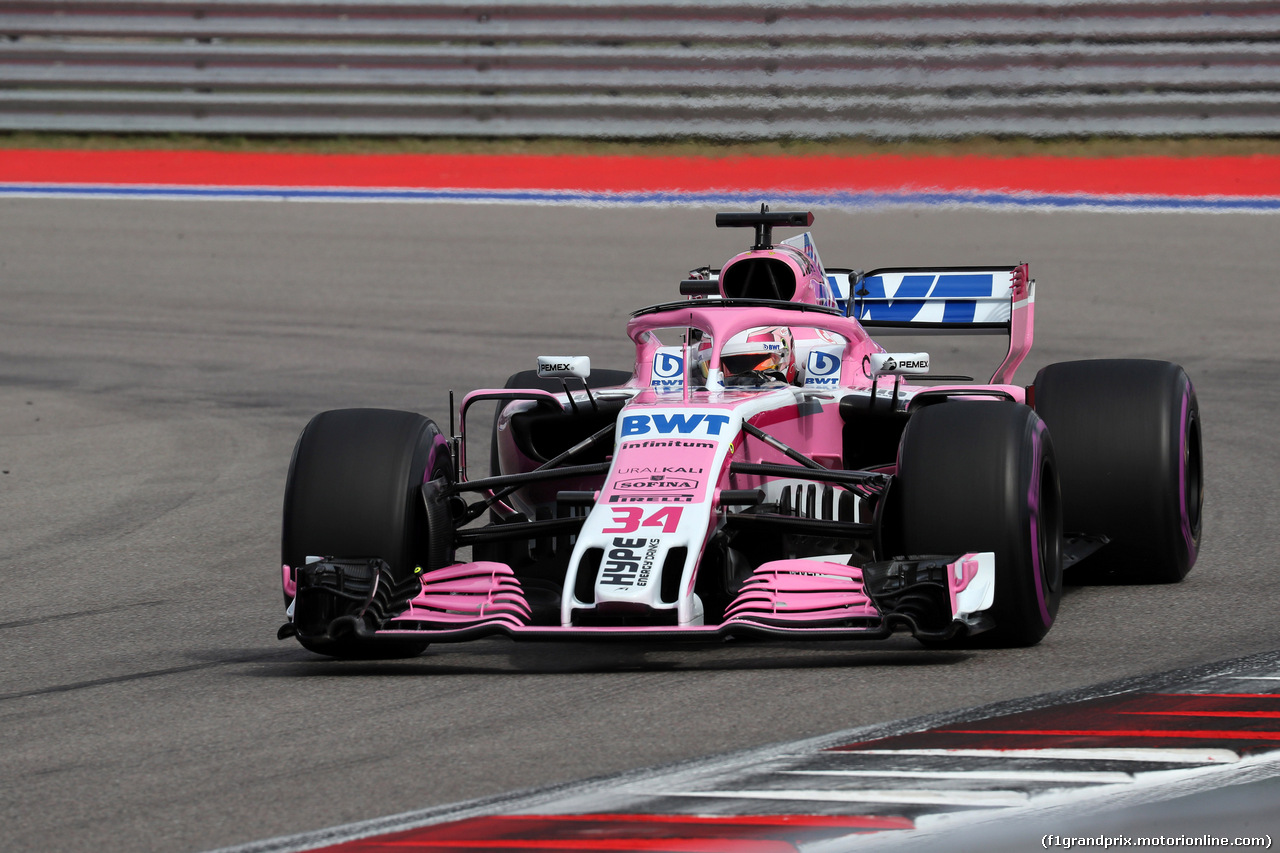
top-left (722, 353), bottom-right (779, 376)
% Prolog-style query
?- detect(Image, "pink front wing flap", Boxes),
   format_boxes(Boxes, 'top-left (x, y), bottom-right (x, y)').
top-left (393, 562), bottom-right (532, 627)
top-left (725, 560), bottom-right (880, 623)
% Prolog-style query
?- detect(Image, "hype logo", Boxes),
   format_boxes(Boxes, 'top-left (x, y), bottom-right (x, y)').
top-left (651, 350), bottom-right (684, 390)
top-left (805, 350), bottom-right (842, 387)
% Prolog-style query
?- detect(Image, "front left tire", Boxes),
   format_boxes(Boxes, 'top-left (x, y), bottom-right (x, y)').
top-left (895, 401), bottom-right (1064, 647)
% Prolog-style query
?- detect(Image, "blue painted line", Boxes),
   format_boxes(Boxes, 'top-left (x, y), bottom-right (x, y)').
top-left (3, 183), bottom-right (1279, 212)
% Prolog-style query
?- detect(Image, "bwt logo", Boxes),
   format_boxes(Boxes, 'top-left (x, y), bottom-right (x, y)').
top-left (621, 413), bottom-right (732, 437)
top-left (651, 351), bottom-right (683, 389)
top-left (805, 350), bottom-right (842, 386)
top-left (654, 352), bottom-right (682, 378)
top-left (808, 350), bottom-right (840, 376)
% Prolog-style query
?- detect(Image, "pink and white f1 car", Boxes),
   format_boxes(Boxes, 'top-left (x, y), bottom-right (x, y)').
top-left (278, 209), bottom-right (1203, 657)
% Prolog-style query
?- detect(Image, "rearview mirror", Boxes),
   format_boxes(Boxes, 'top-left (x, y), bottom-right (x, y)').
top-left (868, 352), bottom-right (930, 376)
top-left (536, 356), bottom-right (591, 380)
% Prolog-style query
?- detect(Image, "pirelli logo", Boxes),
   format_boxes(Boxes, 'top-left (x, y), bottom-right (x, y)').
top-left (609, 494), bottom-right (695, 503)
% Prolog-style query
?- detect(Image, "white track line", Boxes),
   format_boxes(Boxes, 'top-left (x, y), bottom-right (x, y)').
top-left (780, 769), bottom-right (1135, 784)
top-left (828, 747), bottom-right (1241, 764)
top-left (817, 751), bottom-right (1280, 851)
top-left (652, 788), bottom-right (1029, 807)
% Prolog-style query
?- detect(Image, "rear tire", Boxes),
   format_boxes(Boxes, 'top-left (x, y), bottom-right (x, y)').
top-left (1032, 359), bottom-right (1202, 583)
top-left (489, 368), bottom-right (633, 477)
top-left (897, 402), bottom-right (1063, 647)
top-left (282, 408), bottom-right (451, 658)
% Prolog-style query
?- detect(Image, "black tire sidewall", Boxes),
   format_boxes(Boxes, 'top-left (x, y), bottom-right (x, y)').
top-left (897, 401), bottom-right (1062, 646)
top-left (1033, 359), bottom-right (1201, 583)
top-left (281, 408), bottom-right (449, 658)
top-left (283, 408), bottom-right (447, 581)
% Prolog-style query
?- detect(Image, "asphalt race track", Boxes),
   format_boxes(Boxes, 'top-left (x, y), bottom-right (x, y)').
top-left (1, 199), bottom-right (1278, 852)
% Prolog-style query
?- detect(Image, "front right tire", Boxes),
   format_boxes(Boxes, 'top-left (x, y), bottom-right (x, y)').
top-left (282, 408), bottom-right (451, 658)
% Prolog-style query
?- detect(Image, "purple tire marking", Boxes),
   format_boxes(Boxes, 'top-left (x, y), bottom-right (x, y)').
top-left (1178, 385), bottom-right (1199, 557)
top-left (1028, 419), bottom-right (1051, 627)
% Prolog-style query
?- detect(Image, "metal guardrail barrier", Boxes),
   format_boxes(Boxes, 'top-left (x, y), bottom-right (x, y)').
top-left (1, 1), bottom-right (1277, 137)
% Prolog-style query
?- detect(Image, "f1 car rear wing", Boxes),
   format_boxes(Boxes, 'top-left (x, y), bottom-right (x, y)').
top-left (826, 264), bottom-right (1034, 385)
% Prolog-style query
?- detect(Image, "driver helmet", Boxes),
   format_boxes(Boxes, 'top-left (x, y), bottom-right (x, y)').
top-left (720, 326), bottom-right (796, 386)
